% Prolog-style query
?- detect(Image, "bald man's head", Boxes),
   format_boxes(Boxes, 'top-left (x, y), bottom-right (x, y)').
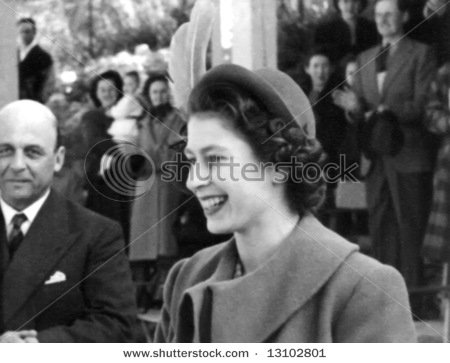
top-left (0, 100), bottom-right (65, 210)
top-left (0, 100), bottom-right (61, 151)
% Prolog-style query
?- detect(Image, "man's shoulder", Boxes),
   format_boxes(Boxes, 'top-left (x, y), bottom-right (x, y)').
top-left (358, 45), bottom-right (379, 60)
top-left (52, 190), bottom-right (121, 232)
top-left (26, 44), bottom-right (53, 65)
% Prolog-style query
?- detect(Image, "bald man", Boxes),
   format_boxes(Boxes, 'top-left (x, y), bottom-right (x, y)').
top-left (0, 100), bottom-right (137, 342)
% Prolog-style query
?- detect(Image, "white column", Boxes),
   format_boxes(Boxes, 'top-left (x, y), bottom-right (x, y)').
top-left (0, 0), bottom-right (18, 108)
top-left (212, 0), bottom-right (277, 70)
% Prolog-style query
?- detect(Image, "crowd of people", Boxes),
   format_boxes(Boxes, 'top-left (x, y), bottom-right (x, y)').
top-left (1, 0), bottom-right (450, 343)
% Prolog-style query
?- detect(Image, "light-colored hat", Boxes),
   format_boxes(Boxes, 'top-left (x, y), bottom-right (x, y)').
top-left (191, 64), bottom-right (316, 139)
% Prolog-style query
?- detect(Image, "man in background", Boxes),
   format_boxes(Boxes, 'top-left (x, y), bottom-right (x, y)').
top-left (333, 0), bottom-right (437, 313)
top-left (17, 17), bottom-right (54, 103)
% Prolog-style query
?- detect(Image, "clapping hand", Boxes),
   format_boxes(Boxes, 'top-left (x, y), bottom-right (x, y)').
top-left (332, 87), bottom-right (361, 113)
top-left (0, 330), bottom-right (39, 343)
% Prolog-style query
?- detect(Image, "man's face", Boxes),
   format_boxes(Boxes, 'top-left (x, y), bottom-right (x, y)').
top-left (338, 0), bottom-right (361, 20)
top-left (0, 102), bottom-right (65, 210)
top-left (18, 22), bottom-right (36, 46)
top-left (375, 0), bottom-right (408, 40)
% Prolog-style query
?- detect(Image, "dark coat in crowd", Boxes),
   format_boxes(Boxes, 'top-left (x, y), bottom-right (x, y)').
top-left (154, 214), bottom-right (416, 343)
top-left (314, 15), bottom-right (378, 63)
top-left (18, 44), bottom-right (53, 103)
top-left (0, 190), bottom-right (137, 342)
top-left (129, 105), bottom-right (185, 261)
top-left (423, 63), bottom-right (450, 261)
top-left (302, 78), bottom-right (348, 166)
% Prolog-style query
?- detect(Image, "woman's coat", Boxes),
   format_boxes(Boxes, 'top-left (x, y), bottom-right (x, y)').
top-left (154, 215), bottom-right (416, 342)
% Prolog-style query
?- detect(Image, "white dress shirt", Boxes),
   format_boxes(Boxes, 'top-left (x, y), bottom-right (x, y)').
top-left (18, 38), bottom-right (39, 62)
top-left (1, 189), bottom-right (50, 238)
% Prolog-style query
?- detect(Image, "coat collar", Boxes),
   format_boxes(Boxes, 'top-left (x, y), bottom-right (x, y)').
top-left (179, 214), bottom-right (358, 342)
top-left (1, 190), bottom-right (80, 325)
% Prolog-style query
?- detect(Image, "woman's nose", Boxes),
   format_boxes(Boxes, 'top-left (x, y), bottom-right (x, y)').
top-left (186, 162), bottom-right (211, 191)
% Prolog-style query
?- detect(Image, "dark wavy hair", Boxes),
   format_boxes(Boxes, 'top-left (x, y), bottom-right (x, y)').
top-left (188, 82), bottom-right (327, 216)
top-left (89, 70), bottom-right (123, 108)
top-left (141, 73), bottom-right (170, 107)
top-left (333, 0), bottom-right (368, 13)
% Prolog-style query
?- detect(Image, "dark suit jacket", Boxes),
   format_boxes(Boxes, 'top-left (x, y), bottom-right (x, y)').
top-left (353, 38), bottom-right (437, 172)
top-left (18, 44), bottom-right (53, 103)
top-left (314, 16), bottom-right (379, 62)
top-left (0, 190), bottom-right (137, 342)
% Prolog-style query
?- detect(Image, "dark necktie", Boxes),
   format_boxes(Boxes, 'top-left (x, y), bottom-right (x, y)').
top-left (375, 43), bottom-right (390, 73)
top-left (8, 213), bottom-right (27, 259)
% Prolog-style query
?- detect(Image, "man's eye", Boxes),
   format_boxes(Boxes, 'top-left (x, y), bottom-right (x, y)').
top-left (26, 149), bottom-right (42, 158)
top-left (0, 147), bottom-right (13, 157)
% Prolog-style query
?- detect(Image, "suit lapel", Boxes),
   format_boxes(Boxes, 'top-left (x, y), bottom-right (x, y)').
top-left (0, 212), bottom-right (9, 275)
top-left (381, 39), bottom-right (413, 99)
top-left (362, 47), bottom-right (381, 105)
top-left (183, 215), bottom-right (358, 342)
top-left (2, 191), bottom-right (80, 325)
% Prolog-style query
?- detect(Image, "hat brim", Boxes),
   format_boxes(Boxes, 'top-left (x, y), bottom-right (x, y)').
top-left (193, 64), bottom-right (315, 138)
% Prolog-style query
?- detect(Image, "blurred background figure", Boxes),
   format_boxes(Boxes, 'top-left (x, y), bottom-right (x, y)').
top-left (81, 110), bottom-right (132, 245)
top-left (302, 48), bottom-right (348, 204)
top-left (128, 73), bottom-right (185, 310)
top-left (108, 71), bottom-right (145, 145)
top-left (314, 0), bottom-right (378, 64)
top-left (17, 17), bottom-right (54, 103)
top-left (89, 70), bottom-right (123, 116)
top-left (423, 63), bottom-right (450, 262)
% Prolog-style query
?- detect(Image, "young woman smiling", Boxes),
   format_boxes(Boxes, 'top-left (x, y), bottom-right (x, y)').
top-left (154, 64), bottom-right (416, 343)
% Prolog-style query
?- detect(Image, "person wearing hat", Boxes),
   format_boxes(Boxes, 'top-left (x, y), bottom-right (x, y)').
top-left (315, 0), bottom-right (379, 63)
top-left (153, 64), bottom-right (416, 343)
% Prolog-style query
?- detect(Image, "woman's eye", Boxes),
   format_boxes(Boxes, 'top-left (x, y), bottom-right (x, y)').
top-left (207, 155), bottom-right (227, 165)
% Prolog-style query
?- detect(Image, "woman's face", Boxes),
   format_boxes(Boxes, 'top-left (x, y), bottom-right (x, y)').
top-left (148, 80), bottom-right (169, 107)
top-left (338, 0), bottom-right (361, 20)
top-left (96, 79), bottom-right (119, 109)
top-left (124, 76), bottom-right (139, 95)
top-left (305, 55), bottom-right (332, 91)
top-left (185, 114), bottom-right (280, 235)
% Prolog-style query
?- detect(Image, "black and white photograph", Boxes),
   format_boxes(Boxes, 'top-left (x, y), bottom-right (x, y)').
top-left (1, 0), bottom-right (450, 354)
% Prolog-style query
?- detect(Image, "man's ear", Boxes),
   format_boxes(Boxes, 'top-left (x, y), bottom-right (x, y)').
top-left (54, 146), bottom-right (65, 173)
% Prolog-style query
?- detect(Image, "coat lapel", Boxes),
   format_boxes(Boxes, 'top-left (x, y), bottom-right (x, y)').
top-left (182, 215), bottom-right (358, 342)
top-left (1, 191), bottom-right (80, 325)
top-left (381, 39), bottom-right (413, 99)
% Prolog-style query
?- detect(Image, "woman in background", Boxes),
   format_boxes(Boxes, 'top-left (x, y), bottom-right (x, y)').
top-left (128, 74), bottom-right (185, 309)
top-left (154, 64), bottom-right (416, 342)
top-left (314, 0), bottom-right (378, 64)
top-left (89, 70), bottom-right (123, 116)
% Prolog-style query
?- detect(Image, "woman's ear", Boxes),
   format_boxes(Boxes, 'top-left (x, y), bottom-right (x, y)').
top-left (271, 167), bottom-right (290, 185)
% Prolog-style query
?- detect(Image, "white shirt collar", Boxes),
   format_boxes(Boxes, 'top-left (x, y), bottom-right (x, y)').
top-left (1, 189), bottom-right (50, 236)
top-left (19, 38), bottom-right (38, 61)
